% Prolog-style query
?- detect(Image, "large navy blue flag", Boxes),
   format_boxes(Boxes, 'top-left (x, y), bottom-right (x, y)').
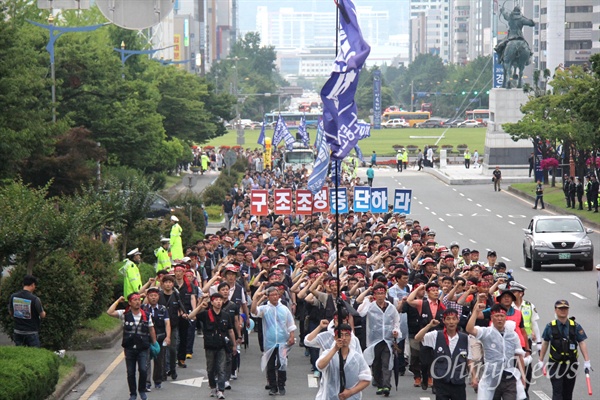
top-left (320, 0), bottom-right (370, 161)
top-left (272, 115), bottom-right (295, 149)
top-left (297, 115), bottom-right (310, 147)
top-left (257, 117), bottom-right (267, 148)
top-left (357, 122), bottom-right (371, 139)
top-left (307, 122), bottom-right (330, 194)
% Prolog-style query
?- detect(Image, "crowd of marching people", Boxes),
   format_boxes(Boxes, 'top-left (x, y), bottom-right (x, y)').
top-left (112, 152), bottom-right (591, 400)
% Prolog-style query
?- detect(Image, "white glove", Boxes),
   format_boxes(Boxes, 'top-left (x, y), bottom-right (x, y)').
top-left (536, 361), bottom-right (544, 372)
top-left (535, 342), bottom-right (542, 353)
top-left (584, 360), bottom-right (592, 370)
top-left (524, 355), bottom-right (532, 366)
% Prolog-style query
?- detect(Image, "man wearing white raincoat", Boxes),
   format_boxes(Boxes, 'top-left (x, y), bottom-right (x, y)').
top-left (357, 283), bottom-right (400, 396)
top-left (251, 285), bottom-right (296, 396)
top-left (467, 302), bottom-right (526, 400)
top-left (316, 324), bottom-right (372, 400)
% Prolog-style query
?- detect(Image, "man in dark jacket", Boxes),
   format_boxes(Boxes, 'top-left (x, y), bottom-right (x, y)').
top-left (107, 293), bottom-right (157, 400)
top-left (189, 292), bottom-right (237, 399)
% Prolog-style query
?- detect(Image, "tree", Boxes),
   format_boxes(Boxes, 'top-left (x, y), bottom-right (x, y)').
top-left (21, 127), bottom-right (106, 196)
top-left (0, 181), bottom-right (104, 274)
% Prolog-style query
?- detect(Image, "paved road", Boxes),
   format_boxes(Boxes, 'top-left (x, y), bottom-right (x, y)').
top-left (64, 167), bottom-right (599, 400)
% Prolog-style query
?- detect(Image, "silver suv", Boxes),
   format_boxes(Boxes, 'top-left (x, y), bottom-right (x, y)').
top-left (523, 215), bottom-right (594, 271)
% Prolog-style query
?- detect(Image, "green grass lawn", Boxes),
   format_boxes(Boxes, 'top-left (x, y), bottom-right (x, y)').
top-left (58, 355), bottom-right (77, 382)
top-left (203, 127), bottom-right (486, 156)
top-left (511, 183), bottom-right (600, 224)
top-left (205, 204), bottom-right (223, 222)
top-left (80, 313), bottom-right (121, 334)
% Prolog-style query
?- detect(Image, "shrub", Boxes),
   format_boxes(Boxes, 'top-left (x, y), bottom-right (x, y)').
top-left (0, 251), bottom-right (93, 350)
top-left (71, 237), bottom-right (117, 319)
top-left (190, 205), bottom-right (207, 234)
top-left (115, 218), bottom-right (165, 266)
top-left (0, 347), bottom-right (59, 400)
top-left (148, 172), bottom-right (167, 191)
top-left (231, 156), bottom-right (249, 173)
top-left (203, 184), bottom-right (227, 206)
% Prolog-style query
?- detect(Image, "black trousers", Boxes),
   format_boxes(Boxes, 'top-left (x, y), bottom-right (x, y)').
top-left (177, 318), bottom-right (189, 362)
top-left (548, 362), bottom-right (578, 400)
top-left (433, 380), bottom-right (466, 400)
top-left (267, 347), bottom-right (287, 389)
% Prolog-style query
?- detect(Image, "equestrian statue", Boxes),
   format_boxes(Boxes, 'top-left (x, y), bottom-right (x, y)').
top-left (494, 5), bottom-right (535, 89)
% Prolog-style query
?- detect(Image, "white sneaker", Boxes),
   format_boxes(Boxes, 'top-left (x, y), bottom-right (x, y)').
top-left (231, 371), bottom-right (238, 380)
top-left (210, 388), bottom-right (217, 397)
top-left (217, 391), bottom-right (225, 399)
top-left (224, 381), bottom-right (231, 389)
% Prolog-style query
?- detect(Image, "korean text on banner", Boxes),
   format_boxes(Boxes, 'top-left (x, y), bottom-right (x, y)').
top-left (250, 190), bottom-right (269, 216)
top-left (313, 187), bottom-right (330, 213)
top-left (320, 0), bottom-right (371, 161)
top-left (353, 186), bottom-right (371, 212)
top-left (370, 187), bottom-right (388, 213)
top-left (273, 189), bottom-right (293, 214)
top-left (295, 190), bottom-right (313, 215)
top-left (297, 115), bottom-right (310, 147)
top-left (393, 189), bottom-right (412, 214)
top-left (330, 188), bottom-right (349, 214)
top-left (272, 115), bottom-right (295, 149)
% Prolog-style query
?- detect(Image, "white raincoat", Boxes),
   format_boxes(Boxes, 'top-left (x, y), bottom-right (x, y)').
top-left (304, 320), bottom-right (362, 354)
top-left (315, 345), bottom-right (372, 400)
top-left (252, 300), bottom-right (297, 372)
top-left (357, 297), bottom-right (400, 369)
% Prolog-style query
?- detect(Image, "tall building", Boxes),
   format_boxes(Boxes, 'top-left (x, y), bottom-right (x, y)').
top-left (451, 0), bottom-right (470, 65)
top-left (537, 0), bottom-right (599, 71)
top-left (468, 0), bottom-right (492, 61)
top-left (409, 0), bottom-right (451, 62)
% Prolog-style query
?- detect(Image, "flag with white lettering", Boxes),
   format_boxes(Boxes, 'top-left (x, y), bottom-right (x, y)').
top-left (308, 122), bottom-right (331, 194)
top-left (357, 122), bottom-right (371, 139)
top-left (257, 117), bottom-right (267, 148)
top-left (320, 0), bottom-right (371, 161)
top-left (272, 115), bottom-right (295, 149)
top-left (297, 114), bottom-right (310, 147)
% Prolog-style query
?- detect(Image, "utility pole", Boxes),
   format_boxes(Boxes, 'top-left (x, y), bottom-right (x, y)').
top-left (410, 80), bottom-right (414, 112)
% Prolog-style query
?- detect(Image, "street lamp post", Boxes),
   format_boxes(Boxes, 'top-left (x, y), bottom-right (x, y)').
top-left (115, 43), bottom-right (175, 79)
top-left (27, 18), bottom-right (108, 123)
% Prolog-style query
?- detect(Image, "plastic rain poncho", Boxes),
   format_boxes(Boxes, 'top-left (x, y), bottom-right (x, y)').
top-left (252, 300), bottom-right (297, 372)
top-left (315, 346), bottom-right (372, 400)
top-left (304, 320), bottom-right (362, 354)
top-left (357, 298), bottom-right (400, 369)
top-left (475, 322), bottom-right (525, 400)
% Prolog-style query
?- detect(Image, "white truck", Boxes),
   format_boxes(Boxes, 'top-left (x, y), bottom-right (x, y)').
top-left (282, 143), bottom-right (316, 172)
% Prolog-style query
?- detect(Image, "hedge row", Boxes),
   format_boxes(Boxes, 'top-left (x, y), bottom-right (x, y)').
top-left (0, 347), bottom-right (59, 400)
top-left (202, 155), bottom-right (248, 206)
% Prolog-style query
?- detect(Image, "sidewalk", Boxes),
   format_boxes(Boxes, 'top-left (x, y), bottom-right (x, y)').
top-left (424, 164), bottom-right (533, 185)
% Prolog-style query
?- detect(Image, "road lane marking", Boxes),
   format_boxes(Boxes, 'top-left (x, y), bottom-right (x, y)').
top-left (459, 193), bottom-right (465, 197)
top-left (425, 206), bottom-right (430, 210)
top-left (418, 201), bottom-right (423, 205)
top-left (467, 198), bottom-right (473, 202)
top-left (571, 292), bottom-right (587, 300)
top-left (308, 374), bottom-right (319, 388)
top-left (501, 257), bottom-right (511, 262)
top-left (438, 217), bottom-right (445, 222)
top-left (508, 221), bottom-right (515, 225)
top-left (448, 225), bottom-right (454, 229)
top-left (457, 232), bottom-right (464, 236)
top-left (431, 211), bottom-right (437, 215)
top-left (532, 390), bottom-right (552, 400)
top-left (453, 188), bottom-right (457, 191)
top-left (476, 203), bottom-right (482, 207)
top-left (469, 239), bottom-right (476, 243)
top-left (485, 208), bottom-right (491, 212)
top-left (79, 352), bottom-right (124, 400)
top-left (520, 267), bottom-right (530, 272)
top-left (543, 278), bottom-right (556, 285)
top-left (496, 214), bottom-right (503, 218)
top-left (172, 377), bottom-right (210, 387)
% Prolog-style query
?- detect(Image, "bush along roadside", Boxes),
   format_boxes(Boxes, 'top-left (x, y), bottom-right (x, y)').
top-left (0, 346), bottom-right (59, 400)
top-left (201, 155), bottom-right (248, 207)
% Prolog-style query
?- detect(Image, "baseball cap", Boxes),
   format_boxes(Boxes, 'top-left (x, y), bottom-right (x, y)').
top-left (461, 248), bottom-right (471, 255)
top-left (554, 300), bottom-right (570, 308)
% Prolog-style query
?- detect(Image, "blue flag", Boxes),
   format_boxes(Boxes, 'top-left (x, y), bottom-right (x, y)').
top-left (297, 115), bottom-right (310, 147)
top-left (357, 123), bottom-right (371, 139)
top-left (354, 144), bottom-right (363, 162)
top-left (320, 0), bottom-right (370, 161)
top-left (307, 126), bottom-right (330, 194)
top-left (272, 115), bottom-right (295, 149)
top-left (314, 120), bottom-right (324, 149)
top-left (257, 117), bottom-right (267, 148)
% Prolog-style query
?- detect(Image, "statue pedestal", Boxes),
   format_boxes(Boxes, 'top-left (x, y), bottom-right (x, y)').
top-left (483, 89), bottom-right (532, 176)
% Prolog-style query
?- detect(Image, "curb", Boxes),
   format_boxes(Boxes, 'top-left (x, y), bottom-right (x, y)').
top-left (424, 167), bottom-right (533, 186)
top-left (508, 186), bottom-right (600, 232)
top-left (70, 325), bottom-right (121, 351)
top-left (48, 362), bottom-right (86, 400)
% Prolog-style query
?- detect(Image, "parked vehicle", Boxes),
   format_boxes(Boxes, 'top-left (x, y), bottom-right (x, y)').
top-left (147, 194), bottom-right (173, 219)
top-left (457, 119), bottom-right (486, 128)
top-left (523, 215), bottom-right (594, 271)
top-left (416, 119), bottom-right (444, 128)
top-left (443, 118), bottom-right (465, 128)
top-left (382, 118), bottom-right (410, 129)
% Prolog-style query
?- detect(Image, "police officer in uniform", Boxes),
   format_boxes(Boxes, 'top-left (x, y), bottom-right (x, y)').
top-left (415, 308), bottom-right (471, 400)
top-left (538, 300), bottom-right (591, 400)
top-left (107, 293), bottom-right (157, 400)
top-left (396, 150), bottom-right (403, 172)
top-left (121, 248), bottom-right (143, 302)
top-left (154, 238), bottom-right (171, 272)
